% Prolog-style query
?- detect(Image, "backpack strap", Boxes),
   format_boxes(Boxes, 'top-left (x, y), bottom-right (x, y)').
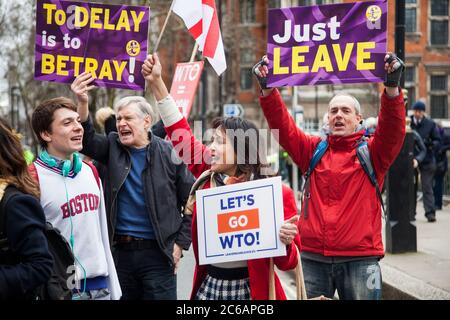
top-left (356, 140), bottom-right (386, 217)
top-left (83, 161), bottom-right (101, 190)
top-left (301, 140), bottom-right (328, 219)
top-left (301, 137), bottom-right (385, 219)
top-left (307, 140), bottom-right (329, 178)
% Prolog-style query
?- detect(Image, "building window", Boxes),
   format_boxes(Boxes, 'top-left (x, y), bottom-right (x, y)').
top-left (268, 0), bottom-right (281, 8)
top-left (431, 0), bottom-right (449, 14)
top-left (279, 0), bottom-right (321, 6)
top-left (430, 96), bottom-right (448, 118)
top-left (240, 48), bottom-right (254, 65)
top-left (405, 66), bottom-right (417, 106)
top-left (240, 1), bottom-right (255, 24)
top-left (431, 21), bottom-right (449, 45)
top-left (406, 0), bottom-right (418, 33)
top-left (240, 68), bottom-right (253, 90)
top-left (430, 0), bottom-right (449, 45)
top-left (431, 75), bottom-right (447, 90)
top-left (405, 66), bottom-right (415, 83)
top-left (240, 48), bottom-right (254, 91)
top-left (430, 74), bottom-right (449, 119)
top-left (297, 0), bottom-right (314, 5)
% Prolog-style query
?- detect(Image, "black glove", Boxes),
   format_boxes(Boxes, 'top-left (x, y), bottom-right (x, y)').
top-left (252, 57), bottom-right (269, 90)
top-left (384, 53), bottom-right (405, 87)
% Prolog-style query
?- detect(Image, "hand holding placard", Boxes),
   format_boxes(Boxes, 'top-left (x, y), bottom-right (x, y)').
top-left (279, 215), bottom-right (299, 246)
top-left (71, 72), bottom-right (95, 104)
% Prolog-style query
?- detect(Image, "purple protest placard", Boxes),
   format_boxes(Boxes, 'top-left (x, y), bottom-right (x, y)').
top-left (267, 1), bottom-right (387, 87)
top-left (35, 0), bottom-right (149, 91)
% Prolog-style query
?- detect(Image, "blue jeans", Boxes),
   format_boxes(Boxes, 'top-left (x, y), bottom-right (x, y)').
top-left (302, 258), bottom-right (382, 300)
top-left (113, 245), bottom-right (176, 300)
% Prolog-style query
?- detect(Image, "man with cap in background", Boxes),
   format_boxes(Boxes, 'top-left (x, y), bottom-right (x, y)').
top-left (410, 100), bottom-right (441, 222)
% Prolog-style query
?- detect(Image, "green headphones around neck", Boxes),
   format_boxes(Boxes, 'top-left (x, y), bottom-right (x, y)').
top-left (39, 150), bottom-right (82, 177)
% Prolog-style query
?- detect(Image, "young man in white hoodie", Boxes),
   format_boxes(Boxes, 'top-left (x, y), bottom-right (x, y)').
top-left (31, 97), bottom-right (121, 300)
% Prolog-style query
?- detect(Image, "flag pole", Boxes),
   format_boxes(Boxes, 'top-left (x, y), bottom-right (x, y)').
top-left (189, 43), bottom-right (199, 62)
top-left (153, 2), bottom-right (174, 53)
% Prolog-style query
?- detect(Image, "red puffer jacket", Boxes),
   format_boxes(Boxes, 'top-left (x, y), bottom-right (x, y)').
top-left (259, 89), bottom-right (405, 257)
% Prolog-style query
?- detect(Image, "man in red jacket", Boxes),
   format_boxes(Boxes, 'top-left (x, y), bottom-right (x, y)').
top-left (253, 53), bottom-right (406, 300)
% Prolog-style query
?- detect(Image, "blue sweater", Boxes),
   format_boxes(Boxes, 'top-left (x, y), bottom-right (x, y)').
top-left (116, 147), bottom-right (155, 239)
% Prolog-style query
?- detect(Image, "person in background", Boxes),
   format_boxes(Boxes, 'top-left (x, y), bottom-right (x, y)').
top-left (95, 107), bottom-right (117, 136)
top-left (404, 117), bottom-right (427, 220)
top-left (364, 117), bottom-right (378, 136)
top-left (433, 121), bottom-right (450, 211)
top-left (410, 101), bottom-right (441, 222)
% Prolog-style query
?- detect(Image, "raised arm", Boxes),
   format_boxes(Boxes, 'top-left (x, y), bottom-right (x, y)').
top-left (370, 53), bottom-right (406, 177)
top-left (142, 53), bottom-right (211, 178)
top-left (253, 57), bottom-right (318, 173)
top-left (71, 73), bottom-right (110, 164)
top-left (71, 72), bottom-right (95, 122)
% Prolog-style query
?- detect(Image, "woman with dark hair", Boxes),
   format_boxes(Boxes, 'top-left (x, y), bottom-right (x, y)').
top-left (142, 54), bottom-right (300, 300)
top-left (0, 117), bottom-right (53, 299)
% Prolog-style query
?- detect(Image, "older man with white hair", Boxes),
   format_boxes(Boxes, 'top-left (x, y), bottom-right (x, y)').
top-left (254, 53), bottom-right (406, 300)
top-left (71, 72), bottom-right (195, 300)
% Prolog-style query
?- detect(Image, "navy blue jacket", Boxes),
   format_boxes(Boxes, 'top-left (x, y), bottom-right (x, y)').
top-left (436, 127), bottom-right (450, 173)
top-left (0, 190), bottom-right (53, 299)
top-left (412, 130), bottom-right (427, 164)
top-left (410, 116), bottom-right (441, 166)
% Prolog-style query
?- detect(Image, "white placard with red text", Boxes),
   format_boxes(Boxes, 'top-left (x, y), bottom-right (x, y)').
top-left (196, 176), bottom-right (286, 265)
top-left (169, 61), bottom-right (204, 118)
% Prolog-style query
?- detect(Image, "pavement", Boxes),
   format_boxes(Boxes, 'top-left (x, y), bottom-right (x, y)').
top-left (380, 201), bottom-right (450, 300)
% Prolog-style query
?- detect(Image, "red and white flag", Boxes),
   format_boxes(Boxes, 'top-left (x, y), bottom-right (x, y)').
top-left (172, 0), bottom-right (227, 76)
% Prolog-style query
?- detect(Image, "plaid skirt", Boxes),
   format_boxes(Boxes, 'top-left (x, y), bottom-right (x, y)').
top-left (195, 274), bottom-right (251, 300)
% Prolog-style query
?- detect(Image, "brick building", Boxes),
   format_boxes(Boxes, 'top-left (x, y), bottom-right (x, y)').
top-left (395, 0), bottom-right (450, 119)
top-left (194, 0), bottom-right (386, 130)
top-left (155, 0), bottom-right (449, 128)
